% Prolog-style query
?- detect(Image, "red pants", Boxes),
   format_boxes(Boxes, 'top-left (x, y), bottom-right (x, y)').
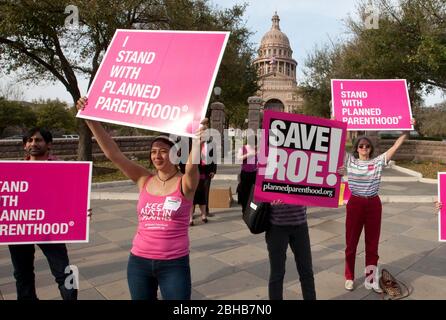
top-left (344, 194), bottom-right (382, 280)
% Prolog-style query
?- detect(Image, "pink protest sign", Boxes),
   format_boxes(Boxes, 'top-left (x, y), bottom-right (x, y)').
top-left (342, 181), bottom-right (352, 205)
top-left (438, 173), bottom-right (446, 242)
top-left (77, 30), bottom-right (229, 137)
top-left (331, 79), bottom-right (413, 131)
top-left (254, 111), bottom-right (347, 208)
top-left (0, 161), bottom-right (92, 245)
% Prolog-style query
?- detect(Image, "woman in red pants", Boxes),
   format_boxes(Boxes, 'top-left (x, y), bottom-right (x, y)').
top-left (339, 125), bottom-right (414, 292)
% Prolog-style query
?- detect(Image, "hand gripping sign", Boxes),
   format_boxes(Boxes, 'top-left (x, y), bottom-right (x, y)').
top-left (331, 79), bottom-right (414, 131)
top-left (438, 173), bottom-right (446, 242)
top-left (254, 111), bottom-right (347, 208)
top-left (77, 30), bottom-right (229, 137)
top-left (0, 161), bottom-right (91, 245)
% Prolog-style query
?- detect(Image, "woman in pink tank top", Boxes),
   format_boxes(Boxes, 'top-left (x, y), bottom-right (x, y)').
top-left (77, 97), bottom-right (206, 300)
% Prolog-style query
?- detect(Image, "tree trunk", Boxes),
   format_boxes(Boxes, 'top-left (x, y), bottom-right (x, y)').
top-left (71, 94), bottom-right (92, 161)
top-left (77, 118), bottom-right (93, 161)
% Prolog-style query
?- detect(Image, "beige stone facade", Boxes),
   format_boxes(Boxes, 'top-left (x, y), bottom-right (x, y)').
top-left (253, 12), bottom-right (304, 113)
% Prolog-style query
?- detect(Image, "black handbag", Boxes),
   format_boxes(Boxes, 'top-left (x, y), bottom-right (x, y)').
top-left (242, 187), bottom-right (271, 234)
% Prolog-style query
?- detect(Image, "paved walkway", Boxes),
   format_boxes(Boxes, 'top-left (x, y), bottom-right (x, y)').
top-left (0, 165), bottom-right (444, 300)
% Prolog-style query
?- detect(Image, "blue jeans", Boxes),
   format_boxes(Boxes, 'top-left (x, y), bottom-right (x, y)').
top-left (127, 253), bottom-right (191, 300)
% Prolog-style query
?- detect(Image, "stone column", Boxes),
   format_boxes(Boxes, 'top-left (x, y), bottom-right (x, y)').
top-left (210, 101), bottom-right (225, 137)
top-left (210, 101), bottom-right (225, 157)
top-left (248, 96), bottom-right (263, 131)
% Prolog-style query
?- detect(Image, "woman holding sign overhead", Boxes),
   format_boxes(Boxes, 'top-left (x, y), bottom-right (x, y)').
top-left (339, 121), bottom-right (415, 293)
top-left (76, 97), bottom-right (206, 300)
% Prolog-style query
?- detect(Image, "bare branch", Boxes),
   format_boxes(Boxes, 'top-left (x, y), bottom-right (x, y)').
top-left (0, 37), bottom-right (69, 89)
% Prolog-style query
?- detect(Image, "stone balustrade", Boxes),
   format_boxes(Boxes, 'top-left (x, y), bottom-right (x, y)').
top-left (0, 136), bottom-right (156, 160)
top-left (1, 136), bottom-right (445, 163)
top-left (376, 139), bottom-right (446, 163)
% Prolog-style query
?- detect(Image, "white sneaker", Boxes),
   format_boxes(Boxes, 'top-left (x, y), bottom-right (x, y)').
top-left (365, 280), bottom-right (383, 293)
top-left (345, 280), bottom-right (354, 291)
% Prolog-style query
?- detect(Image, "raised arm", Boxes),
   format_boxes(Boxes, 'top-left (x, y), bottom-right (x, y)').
top-left (182, 119), bottom-right (208, 200)
top-left (385, 119), bottom-right (415, 162)
top-left (385, 132), bottom-right (408, 161)
top-left (237, 145), bottom-right (256, 161)
top-left (76, 97), bottom-right (150, 189)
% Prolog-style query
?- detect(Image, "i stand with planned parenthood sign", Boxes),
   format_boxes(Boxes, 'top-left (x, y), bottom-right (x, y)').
top-left (76, 29), bottom-right (229, 137)
top-left (438, 173), bottom-right (446, 242)
top-left (0, 161), bottom-right (92, 245)
top-left (331, 79), bottom-right (414, 131)
top-left (254, 110), bottom-right (347, 208)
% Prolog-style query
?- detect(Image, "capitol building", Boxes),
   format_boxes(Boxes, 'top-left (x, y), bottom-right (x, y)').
top-left (253, 12), bottom-right (304, 113)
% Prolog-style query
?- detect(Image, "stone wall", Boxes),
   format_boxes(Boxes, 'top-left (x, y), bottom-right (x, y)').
top-left (2, 136), bottom-right (445, 163)
top-left (377, 139), bottom-right (446, 163)
top-left (0, 136), bottom-right (156, 160)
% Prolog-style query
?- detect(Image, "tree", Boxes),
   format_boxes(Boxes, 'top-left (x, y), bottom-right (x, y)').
top-left (162, 1), bottom-right (258, 128)
top-left (301, 0), bottom-right (446, 129)
top-left (344, 0), bottom-right (446, 102)
top-left (416, 104), bottom-right (446, 137)
top-left (0, 0), bottom-right (257, 159)
top-left (210, 5), bottom-right (259, 128)
top-left (0, 97), bottom-right (37, 137)
top-left (34, 99), bottom-right (76, 133)
top-left (300, 44), bottom-right (347, 117)
top-left (0, 82), bottom-right (25, 100)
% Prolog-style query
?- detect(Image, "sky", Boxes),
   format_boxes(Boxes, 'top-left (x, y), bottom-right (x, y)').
top-left (1, 0), bottom-right (444, 106)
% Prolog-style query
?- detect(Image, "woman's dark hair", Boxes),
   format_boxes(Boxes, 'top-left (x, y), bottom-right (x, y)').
top-left (22, 128), bottom-right (53, 145)
top-left (149, 135), bottom-right (182, 168)
top-left (352, 136), bottom-right (374, 159)
top-left (150, 135), bottom-right (175, 149)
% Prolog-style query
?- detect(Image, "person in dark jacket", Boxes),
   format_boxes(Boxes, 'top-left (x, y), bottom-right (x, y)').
top-left (237, 135), bottom-right (258, 213)
top-left (179, 137), bottom-right (217, 225)
top-left (190, 138), bottom-right (217, 225)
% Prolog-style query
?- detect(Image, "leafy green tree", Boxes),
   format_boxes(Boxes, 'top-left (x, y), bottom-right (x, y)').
top-left (301, 44), bottom-right (345, 117)
top-left (165, 2), bottom-right (258, 128)
top-left (0, 97), bottom-right (37, 136)
top-left (34, 99), bottom-right (76, 133)
top-left (344, 0), bottom-right (445, 101)
top-left (301, 0), bottom-right (446, 130)
top-left (211, 5), bottom-right (259, 128)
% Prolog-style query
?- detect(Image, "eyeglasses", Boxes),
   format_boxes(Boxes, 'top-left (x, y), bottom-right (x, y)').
top-left (358, 144), bottom-right (371, 149)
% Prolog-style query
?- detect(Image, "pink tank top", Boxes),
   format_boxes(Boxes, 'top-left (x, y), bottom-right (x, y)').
top-left (131, 176), bottom-right (193, 260)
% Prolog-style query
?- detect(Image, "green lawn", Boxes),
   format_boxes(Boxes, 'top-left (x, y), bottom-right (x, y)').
top-left (396, 161), bottom-right (446, 179)
top-left (92, 160), bottom-right (152, 183)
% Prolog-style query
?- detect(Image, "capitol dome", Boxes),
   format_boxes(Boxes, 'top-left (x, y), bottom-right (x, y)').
top-left (260, 12), bottom-right (291, 49)
top-left (253, 12), bottom-right (303, 113)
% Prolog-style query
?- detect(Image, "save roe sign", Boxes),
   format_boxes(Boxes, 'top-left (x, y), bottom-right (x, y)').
top-left (254, 111), bottom-right (347, 208)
